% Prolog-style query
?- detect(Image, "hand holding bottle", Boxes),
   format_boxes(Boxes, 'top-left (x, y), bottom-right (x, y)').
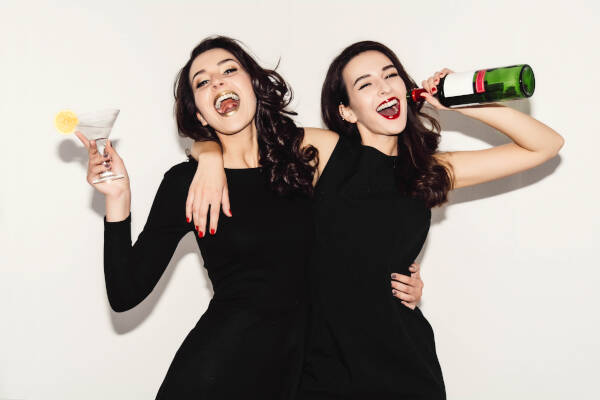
top-left (409, 64), bottom-right (535, 108)
top-left (418, 68), bottom-right (454, 111)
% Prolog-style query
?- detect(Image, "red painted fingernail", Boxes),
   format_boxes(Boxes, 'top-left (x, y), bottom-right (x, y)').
top-left (198, 231), bottom-right (204, 238)
top-left (186, 217), bottom-right (190, 223)
top-left (195, 225), bottom-right (199, 231)
top-left (229, 209), bottom-right (233, 216)
top-left (432, 87), bottom-right (437, 93)
top-left (210, 229), bottom-right (215, 235)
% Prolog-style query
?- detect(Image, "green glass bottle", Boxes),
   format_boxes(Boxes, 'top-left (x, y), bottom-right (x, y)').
top-left (408, 64), bottom-right (535, 107)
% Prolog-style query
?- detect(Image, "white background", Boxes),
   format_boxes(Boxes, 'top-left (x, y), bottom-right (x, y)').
top-left (1, 1), bottom-right (598, 399)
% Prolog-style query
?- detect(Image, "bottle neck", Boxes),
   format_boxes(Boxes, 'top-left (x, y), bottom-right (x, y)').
top-left (407, 88), bottom-right (428, 104)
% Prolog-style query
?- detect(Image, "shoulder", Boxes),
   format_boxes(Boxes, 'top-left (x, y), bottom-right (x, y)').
top-left (163, 159), bottom-right (197, 184)
top-left (302, 127), bottom-right (339, 151)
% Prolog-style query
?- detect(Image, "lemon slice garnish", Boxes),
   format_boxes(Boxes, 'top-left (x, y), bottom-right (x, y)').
top-left (55, 110), bottom-right (79, 134)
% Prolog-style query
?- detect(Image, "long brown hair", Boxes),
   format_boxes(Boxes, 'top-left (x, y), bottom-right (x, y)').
top-left (321, 41), bottom-right (452, 207)
top-left (174, 36), bottom-right (317, 196)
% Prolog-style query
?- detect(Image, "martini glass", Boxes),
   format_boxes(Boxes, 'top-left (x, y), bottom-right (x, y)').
top-left (76, 109), bottom-right (124, 184)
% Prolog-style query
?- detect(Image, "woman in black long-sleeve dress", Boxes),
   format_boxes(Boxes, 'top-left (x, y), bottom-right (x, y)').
top-left (77, 36), bottom-right (319, 399)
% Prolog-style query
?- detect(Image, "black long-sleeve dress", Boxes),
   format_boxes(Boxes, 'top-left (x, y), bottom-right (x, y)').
top-left (103, 161), bottom-right (314, 399)
top-left (298, 135), bottom-right (446, 399)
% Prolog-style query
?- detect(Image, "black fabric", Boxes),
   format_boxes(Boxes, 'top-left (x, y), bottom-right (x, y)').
top-left (104, 161), bottom-right (314, 399)
top-left (298, 135), bottom-right (446, 399)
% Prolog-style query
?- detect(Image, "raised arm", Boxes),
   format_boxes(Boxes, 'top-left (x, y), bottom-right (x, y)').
top-left (76, 131), bottom-right (192, 312)
top-left (421, 69), bottom-right (564, 189)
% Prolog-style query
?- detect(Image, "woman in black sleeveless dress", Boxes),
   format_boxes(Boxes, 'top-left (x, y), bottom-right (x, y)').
top-left (297, 42), bottom-right (563, 399)
top-left (186, 40), bottom-right (563, 399)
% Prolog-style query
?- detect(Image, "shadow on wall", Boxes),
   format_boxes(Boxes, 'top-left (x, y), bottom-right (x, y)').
top-left (416, 100), bottom-right (563, 308)
top-left (427, 100), bottom-right (563, 225)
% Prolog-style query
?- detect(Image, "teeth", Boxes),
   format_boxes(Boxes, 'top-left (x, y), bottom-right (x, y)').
top-left (376, 98), bottom-right (398, 112)
top-left (215, 92), bottom-right (240, 110)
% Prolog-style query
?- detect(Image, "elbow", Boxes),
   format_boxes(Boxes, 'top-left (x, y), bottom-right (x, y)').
top-left (549, 133), bottom-right (565, 158)
top-left (108, 298), bottom-right (136, 313)
top-left (541, 132), bottom-right (564, 161)
top-left (106, 288), bottom-right (141, 313)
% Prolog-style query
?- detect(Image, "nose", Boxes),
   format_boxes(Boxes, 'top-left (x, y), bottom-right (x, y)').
top-left (378, 79), bottom-right (391, 96)
top-left (211, 75), bottom-right (225, 89)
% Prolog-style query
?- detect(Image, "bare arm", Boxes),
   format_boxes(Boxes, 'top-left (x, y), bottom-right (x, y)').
top-left (422, 69), bottom-right (564, 190)
top-left (187, 140), bottom-right (230, 237)
top-left (187, 129), bottom-right (339, 232)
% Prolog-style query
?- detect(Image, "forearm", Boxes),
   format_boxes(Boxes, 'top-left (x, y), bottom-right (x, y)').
top-left (190, 140), bottom-right (223, 161)
top-left (455, 105), bottom-right (564, 157)
top-left (106, 190), bottom-right (131, 222)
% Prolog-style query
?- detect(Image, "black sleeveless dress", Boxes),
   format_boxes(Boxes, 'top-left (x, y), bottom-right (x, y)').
top-left (298, 135), bottom-right (446, 399)
top-left (103, 161), bottom-right (313, 399)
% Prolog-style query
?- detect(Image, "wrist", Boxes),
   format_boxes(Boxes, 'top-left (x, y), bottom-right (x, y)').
top-left (106, 189), bottom-right (131, 204)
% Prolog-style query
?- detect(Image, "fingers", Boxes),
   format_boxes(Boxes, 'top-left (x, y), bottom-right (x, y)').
top-left (104, 139), bottom-right (120, 160)
top-left (91, 161), bottom-right (111, 175)
top-left (221, 185), bottom-right (232, 217)
top-left (421, 79), bottom-right (431, 94)
top-left (89, 139), bottom-right (99, 158)
top-left (208, 200), bottom-right (220, 236)
top-left (185, 191), bottom-right (194, 225)
top-left (74, 131), bottom-right (90, 149)
top-left (392, 288), bottom-right (417, 303)
top-left (408, 262), bottom-right (421, 273)
top-left (401, 301), bottom-right (417, 310)
top-left (391, 272), bottom-right (423, 304)
top-left (195, 201), bottom-right (209, 238)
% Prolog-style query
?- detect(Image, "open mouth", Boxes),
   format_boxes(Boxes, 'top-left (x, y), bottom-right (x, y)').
top-left (376, 97), bottom-right (400, 119)
top-left (214, 91), bottom-right (240, 116)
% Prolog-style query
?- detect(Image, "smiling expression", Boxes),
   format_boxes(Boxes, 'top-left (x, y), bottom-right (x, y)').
top-left (340, 50), bottom-right (409, 136)
top-left (189, 48), bottom-right (257, 135)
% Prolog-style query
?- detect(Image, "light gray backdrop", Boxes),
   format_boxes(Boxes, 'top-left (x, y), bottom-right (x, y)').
top-left (1, 0), bottom-right (598, 399)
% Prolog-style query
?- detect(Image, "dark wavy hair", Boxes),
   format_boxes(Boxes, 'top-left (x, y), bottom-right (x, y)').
top-left (174, 36), bottom-right (317, 196)
top-left (322, 41), bottom-right (453, 207)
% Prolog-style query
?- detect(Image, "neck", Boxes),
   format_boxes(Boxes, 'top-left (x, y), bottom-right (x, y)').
top-left (216, 121), bottom-right (260, 168)
top-left (357, 124), bottom-right (398, 156)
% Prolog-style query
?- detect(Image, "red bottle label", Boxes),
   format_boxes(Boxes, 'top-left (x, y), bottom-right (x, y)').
top-left (475, 70), bottom-right (486, 93)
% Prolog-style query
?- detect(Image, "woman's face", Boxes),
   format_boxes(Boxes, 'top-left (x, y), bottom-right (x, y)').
top-left (341, 50), bottom-right (408, 136)
top-left (189, 48), bottom-right (257, 135)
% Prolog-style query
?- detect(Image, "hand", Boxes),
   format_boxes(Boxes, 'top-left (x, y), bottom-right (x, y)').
top-left (186, 156), bottom-right (232, 238)
top-left (75, 131), bottom-right (130, 198)
top-left (420, 68), bottom-right (454, 111)
top-left (391, 262), bottom-right (424, 310)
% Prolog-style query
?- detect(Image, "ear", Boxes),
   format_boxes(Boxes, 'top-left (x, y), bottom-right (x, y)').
top-left (196, 111), bottom-right (208, 127)
top-left (339, 103), bottom-right (357, 124)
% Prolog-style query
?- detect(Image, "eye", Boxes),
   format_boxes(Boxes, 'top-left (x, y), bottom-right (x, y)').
top-left (224, 67), bottom-right (238, 75)
top-left (358, 82), bottom-right (371, 90)
top-left (196, 79), bottom-right (208, 89)
top-left (385, 72), bottom-right (399, 79)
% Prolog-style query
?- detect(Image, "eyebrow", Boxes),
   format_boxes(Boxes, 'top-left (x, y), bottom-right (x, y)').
top-left (353, 64), bottom-right (396, 87)
top-left (191, 58), bottom-right (238, 83)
